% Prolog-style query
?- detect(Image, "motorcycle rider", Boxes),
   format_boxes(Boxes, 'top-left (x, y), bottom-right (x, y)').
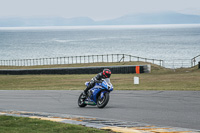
top-left (82, 69), bottom-right (111, 98)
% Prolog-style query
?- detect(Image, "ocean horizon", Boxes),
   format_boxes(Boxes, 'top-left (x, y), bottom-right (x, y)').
top-left (0, 24), bottom-right (200, 30)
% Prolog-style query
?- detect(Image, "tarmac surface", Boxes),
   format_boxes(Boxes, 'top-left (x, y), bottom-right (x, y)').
top-left (0, 90), bottom-right (200, 130)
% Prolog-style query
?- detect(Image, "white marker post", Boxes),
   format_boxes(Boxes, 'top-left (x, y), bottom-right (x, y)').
top-left (134, 76), bottom-right (139, 84)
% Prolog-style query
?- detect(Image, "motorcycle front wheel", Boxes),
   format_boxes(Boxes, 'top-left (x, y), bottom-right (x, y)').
top-left (97, 92), bottom-right (109, 108)
top-left (78, 93), bottom-right (87, 107)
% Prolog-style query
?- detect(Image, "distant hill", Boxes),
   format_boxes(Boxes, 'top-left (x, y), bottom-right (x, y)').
top-left (99, 12), bottom-right (200, 25)
top-left (0, 12), bottom-right (200, 27)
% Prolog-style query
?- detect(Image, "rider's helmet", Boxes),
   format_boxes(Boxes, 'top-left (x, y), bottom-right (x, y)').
top-left (102, 69), bottom-right (111, 78)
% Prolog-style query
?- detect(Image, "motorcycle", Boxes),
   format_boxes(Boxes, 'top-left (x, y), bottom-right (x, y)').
top-left (78, 78), bottom-right (113, 108)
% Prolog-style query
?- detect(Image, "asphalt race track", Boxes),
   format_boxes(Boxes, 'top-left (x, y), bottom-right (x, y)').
top-left (0, 90), bottom-right (200, 130)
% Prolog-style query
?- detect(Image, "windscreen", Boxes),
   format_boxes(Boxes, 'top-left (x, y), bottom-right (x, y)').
top-left (104, 78), bottom-right (111, 85)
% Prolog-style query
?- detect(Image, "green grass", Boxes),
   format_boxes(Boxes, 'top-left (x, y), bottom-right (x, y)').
top-left (0, 62), bottom-right (200, 90)
top-left (0, 115), bottom-right (110, 133)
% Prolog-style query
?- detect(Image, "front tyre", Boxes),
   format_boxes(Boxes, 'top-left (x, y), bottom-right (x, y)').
top-left (97, 92), bottom-right (109, 108)
top-left (78, 93), bottom-right (87, 107)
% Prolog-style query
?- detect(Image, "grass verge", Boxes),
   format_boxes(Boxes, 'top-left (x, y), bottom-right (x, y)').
top-left (0, 62), bottom-right (200, 90)
top-left (0, 115), bottom-right (110, 133)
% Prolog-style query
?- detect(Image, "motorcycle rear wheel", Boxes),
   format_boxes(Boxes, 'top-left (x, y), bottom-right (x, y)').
top-left (97, 92), bottom-right (109, 108)
top-left (78, 93), bottom-right (87, 107)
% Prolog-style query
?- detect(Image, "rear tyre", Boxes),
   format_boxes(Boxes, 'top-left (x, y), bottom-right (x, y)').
top-left (78, 93), bottom-right (87, 107)
top-left (97, 92), bottom-right (109, 108)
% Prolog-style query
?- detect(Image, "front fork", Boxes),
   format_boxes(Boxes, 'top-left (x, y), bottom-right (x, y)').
top-left (100, 91), bottom-right (109, 99)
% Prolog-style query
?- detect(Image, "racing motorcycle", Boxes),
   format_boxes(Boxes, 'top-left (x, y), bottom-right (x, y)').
top-left (78, 78), bottom-right (113, 108)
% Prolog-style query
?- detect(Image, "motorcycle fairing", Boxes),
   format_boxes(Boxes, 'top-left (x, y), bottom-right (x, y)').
top-left (84, 79), bottom-right (113, 105)
top-left (85, 88), bottom-right (101, 104)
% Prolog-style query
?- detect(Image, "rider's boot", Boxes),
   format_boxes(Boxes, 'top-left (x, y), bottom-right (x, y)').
top-left (82, 82), bottom-right (94, 99)
top-left (82, 91), bottom-right (87, 99)
top-left (82, 87), bottom-right (89, 98)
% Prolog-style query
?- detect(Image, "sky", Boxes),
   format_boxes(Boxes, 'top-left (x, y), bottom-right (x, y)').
top-left (1, 0), bottom-right (200, 20)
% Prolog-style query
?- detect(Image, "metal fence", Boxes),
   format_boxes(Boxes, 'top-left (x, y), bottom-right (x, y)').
top-left (0, 54), bottom-right (164, 67)
top-left (1, 54), bottom-right (199, 68)
top-left (164, 59), bottom-right (192, 69)
top-left (191, 54), bottom-right (200, 67)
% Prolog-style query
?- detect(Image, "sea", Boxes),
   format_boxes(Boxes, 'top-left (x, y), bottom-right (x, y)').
top-left (0, 24), bottom-right (200, 68)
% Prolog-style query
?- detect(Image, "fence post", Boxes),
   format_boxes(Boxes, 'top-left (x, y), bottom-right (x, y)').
top-left (112, 54), bottom-right (113, 62)
top-left (117, 54), bottom-right (119, 62)
top-left (191, 59), bottom-right (193, 67)
top-left (162, 60), bottom-right (165, 67)
top-left (67, 57), bottom-right (68, 64)
top-left (45, 58), bottom-right (47, 65)
top-left (84, 56), bottom-right (85, 63)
